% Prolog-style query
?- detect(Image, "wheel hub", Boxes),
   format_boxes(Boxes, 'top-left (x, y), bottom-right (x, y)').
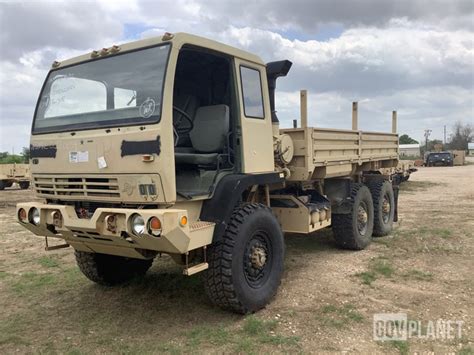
top-left (244, 232), bottom-right (272, 288)
top-left (250, 245), bottom-right (267, 269)
top-left (357, 204), bottom-right (368, 235)
top-left (382, 195), bottom-right (391, 223)
top-left (358, 207), bottom-right (368, 224)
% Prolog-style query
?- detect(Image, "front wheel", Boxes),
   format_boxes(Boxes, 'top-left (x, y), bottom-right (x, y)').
top-left (332, 184), bottom-right (374, 250)
top-left (204, 203), bottom-right (285, 314)
top-left (75, 251), bottom-right (153, 285)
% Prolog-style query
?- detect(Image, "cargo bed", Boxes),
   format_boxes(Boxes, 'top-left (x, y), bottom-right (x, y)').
top-left (281, 127), bottom-right (399, 181)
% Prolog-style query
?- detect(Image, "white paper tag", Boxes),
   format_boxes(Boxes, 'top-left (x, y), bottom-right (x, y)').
top-left (97, 156), bottom-right (107, 169)
top-left (69, 151), bottom-right (89, 163)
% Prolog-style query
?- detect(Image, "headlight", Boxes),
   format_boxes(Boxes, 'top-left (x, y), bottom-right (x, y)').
top-left (29, 208), bottom-right (40, 225)
top-left (130, 214), bottom-right (145, 235)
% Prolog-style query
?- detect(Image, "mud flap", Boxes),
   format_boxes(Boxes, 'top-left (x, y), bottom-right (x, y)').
top-left (393, 184), bottom-right (399, 222)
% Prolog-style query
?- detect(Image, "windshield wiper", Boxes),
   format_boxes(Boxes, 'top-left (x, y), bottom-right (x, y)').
top-left (127, 93), bottom-right (137, 106)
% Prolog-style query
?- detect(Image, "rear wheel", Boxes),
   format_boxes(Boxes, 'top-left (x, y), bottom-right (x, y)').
top-left (75, 251), bottom-right (153, 285)
top-left (204, 203), bottom-right (285, 314)
top-left (367, 180), bottom-right (394, 237)
top-left (332, 184), bottom-right (374, 250)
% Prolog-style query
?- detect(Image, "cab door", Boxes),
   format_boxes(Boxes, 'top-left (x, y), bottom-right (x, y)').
top-left (234, 59), bottom-right (275, 173)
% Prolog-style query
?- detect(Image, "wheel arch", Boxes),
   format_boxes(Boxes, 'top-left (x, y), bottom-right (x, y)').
top-left (200, 172), bottom-right (284, 243)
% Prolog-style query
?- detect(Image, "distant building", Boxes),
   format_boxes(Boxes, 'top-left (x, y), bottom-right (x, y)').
top-left (469, 142), bottom-right (474, 156)
top-left (399, 143), bottom-right (421, 158)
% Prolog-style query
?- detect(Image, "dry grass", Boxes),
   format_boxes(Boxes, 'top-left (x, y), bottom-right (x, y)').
top-left (1, 165), bottom-right (473, 354)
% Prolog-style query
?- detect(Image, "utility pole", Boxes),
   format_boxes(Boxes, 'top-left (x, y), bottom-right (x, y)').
top-left (424, 129), bottom-right (432, 153)
top-left (444, 125), bottom-right (446, 145)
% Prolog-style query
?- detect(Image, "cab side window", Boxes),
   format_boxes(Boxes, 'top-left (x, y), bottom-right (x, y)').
top-left (240, 66), bottom-right (264, 119)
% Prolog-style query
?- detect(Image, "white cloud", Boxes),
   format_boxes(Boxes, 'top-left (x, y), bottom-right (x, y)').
top-left (0, 0), bottom-right (473, 153)
top-left (216, 22), bottom-right (473, 93)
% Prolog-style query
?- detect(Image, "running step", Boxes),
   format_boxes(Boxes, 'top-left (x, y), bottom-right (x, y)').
top-left (183, 262), bottom-right (209, 276)
top-left (189, 221), bottom-right (215, 232)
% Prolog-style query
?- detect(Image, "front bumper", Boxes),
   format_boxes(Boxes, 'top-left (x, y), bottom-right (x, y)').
top-left (16, 202), bottom-right (215, 259)
top-left (429, 161), bottom-right (451, 166)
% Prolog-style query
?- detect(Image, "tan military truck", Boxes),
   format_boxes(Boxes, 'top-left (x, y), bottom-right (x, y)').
top-left (0, 163), bottom-right (30, 190)
top-left (17, 33), bottom-right (398, 313)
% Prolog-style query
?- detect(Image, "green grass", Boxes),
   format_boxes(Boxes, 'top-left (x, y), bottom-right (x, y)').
top-left (355, 271), bottom-right (377, 285)
top-left (371, 258), bottom-right (395, 277)
top-left (355, 257), bottom-right (395, 286)
top-left (241, 316), bottom-right (299, 348)
top-left (387, 225), bottom-right (463, 256)
top-left (38, 256), bottom-right (60, 268)
top-left (5, 266), bottom-right (84, 298)
top-left (317, 304), bottom-right (364, 329)
top-left (11, 272), bottom-right (57, 295)
top-left (186, 325), bottom-right (231, 347)
top-left (243, 315), bottom-right (277, 334)
top-left (372, 238), bottom-right (392, 246)
top-left (388, 340), bottom-right (409, 355)
top-left (0, 315), bottom-right (32, 347)
top-left (181, 316), bottom-right (300, 353)
top-left (459, 346), bottom-right (474, 355)
top-left (399, 180), bottom-right (442, 192)
top-left (418, 227), bottom-right (452, 239)
top-left (438, 229), bottom-right (452, 238)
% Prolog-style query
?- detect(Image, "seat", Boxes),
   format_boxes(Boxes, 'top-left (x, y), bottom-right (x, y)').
top-left (175, 105), bottom-right (229, 166)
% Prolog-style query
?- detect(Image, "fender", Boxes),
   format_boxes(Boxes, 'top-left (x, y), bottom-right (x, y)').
top-left (200, 172), bottom-right (283, 242)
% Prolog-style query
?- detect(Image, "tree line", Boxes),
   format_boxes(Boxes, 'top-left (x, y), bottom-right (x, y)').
top-left (0, 147), bottom-right (29, 164)
top-left (399, 121), bottom-right (472, 152)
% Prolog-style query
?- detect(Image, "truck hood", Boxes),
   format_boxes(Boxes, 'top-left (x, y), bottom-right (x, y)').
top-left (29, 125), bottom-right (176, 204)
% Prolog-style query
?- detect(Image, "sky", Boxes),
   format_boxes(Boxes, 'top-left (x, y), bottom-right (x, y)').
top-left (0, 0), bottom-right (473, 153)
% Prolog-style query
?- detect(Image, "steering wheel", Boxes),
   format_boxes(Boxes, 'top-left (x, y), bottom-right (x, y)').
top-left (173, 106), bottom-right (194, 134)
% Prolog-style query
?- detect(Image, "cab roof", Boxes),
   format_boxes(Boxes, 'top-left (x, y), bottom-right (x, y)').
top-left (52, 32), bottom-right (265, 69)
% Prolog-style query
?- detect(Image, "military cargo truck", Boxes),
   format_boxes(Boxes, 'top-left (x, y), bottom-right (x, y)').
top-left (0, 163), bottom-right (30, 190)
top-left (17, 33), bottom-right (399, 313)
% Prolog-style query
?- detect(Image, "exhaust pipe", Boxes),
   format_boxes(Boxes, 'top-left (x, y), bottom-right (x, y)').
top-left (266, 60), bottom-right (292, 124)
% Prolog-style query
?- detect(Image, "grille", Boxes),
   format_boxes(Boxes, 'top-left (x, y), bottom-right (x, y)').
top-left (33, 175), bottom-right (121, 201)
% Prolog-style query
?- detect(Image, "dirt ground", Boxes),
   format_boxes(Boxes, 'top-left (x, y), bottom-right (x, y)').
top-left (0, 164), bottom-right (473, 354)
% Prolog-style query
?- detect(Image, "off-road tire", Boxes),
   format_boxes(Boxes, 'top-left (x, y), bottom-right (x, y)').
top-left (332, 183), bottom-right (374, 250)
top-left (19, 181), bottom-right (30, 190)
top-left (204, 203), bottom-right (285, 314)
top-left (367, 180), bottom-right (394, 237)
top-left (75, 251), bottom-right (153, 286)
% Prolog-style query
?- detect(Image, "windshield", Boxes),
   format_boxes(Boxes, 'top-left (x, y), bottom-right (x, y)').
top-left (33, 44), bottom-right (170, 133)
top-left (430, 153), bottom-right (451, 159)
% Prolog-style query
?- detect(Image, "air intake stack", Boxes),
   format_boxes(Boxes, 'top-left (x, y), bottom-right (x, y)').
top-left (266, 60), bottom-right (292, 126)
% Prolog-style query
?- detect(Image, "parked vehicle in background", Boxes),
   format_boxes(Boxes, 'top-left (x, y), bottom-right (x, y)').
top-left (450, 150), bottom-right (466, 166)
top-left (0, 164), bottom-right (30, 190)
top-left (425, 152), bottom-right (453, 167)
